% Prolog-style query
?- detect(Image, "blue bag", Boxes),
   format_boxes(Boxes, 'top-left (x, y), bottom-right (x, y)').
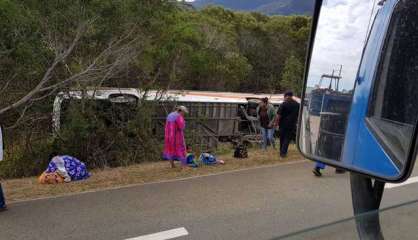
top-left (200, 153), bottom-right (217, 165)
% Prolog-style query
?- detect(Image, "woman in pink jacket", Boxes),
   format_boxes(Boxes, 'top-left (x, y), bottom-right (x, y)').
top-left (163, 106), bottom-right (188, 168)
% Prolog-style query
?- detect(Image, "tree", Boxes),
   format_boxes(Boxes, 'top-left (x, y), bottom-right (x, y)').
top-left (281, 55), bottom-right (304, 96)
top-left (0, 0), bottom-right (161, 126)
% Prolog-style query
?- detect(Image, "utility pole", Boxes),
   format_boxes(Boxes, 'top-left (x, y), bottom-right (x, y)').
top-left (337, 65), bottom-right (343, 92)
top-left (328, 70), bottom-right (335, 90)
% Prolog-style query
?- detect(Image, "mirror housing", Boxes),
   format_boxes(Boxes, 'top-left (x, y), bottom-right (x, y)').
top-left (297, 0), bottom-right (418, 182)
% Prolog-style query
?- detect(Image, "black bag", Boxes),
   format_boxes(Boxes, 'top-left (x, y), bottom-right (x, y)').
top-left (234, 144), bottom-right (248, 158)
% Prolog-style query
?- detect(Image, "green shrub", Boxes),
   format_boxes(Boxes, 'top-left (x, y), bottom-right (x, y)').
top-left (0, 99), bottom-right (163, 179)
top-left (0, 137), bottom-right (55, 179)
top-left (53, 99), bottom-right (161, 169)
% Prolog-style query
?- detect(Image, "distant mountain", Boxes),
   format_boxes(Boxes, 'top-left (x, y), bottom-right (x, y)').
top-left (192, 0), bottom-right (314, 15)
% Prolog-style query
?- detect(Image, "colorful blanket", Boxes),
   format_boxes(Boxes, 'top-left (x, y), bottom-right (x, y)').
top-left (46, 155), bottom-right (90, 182)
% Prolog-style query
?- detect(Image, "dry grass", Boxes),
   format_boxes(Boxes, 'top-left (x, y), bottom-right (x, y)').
top-left (2, 145), bottom-right (303, 203)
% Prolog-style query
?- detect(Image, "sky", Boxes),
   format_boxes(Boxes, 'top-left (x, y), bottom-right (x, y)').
top-left (306, 0), bottom-right (378, 91)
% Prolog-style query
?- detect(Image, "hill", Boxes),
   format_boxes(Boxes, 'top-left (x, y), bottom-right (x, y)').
top-left (192, 0), bottom-right (314, 15)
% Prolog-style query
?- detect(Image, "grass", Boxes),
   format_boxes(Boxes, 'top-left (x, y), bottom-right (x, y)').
top-left (2, 145), bottom-right (304, 203)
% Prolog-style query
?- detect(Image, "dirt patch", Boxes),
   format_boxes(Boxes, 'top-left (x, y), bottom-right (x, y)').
top-left (2, 145), bottom-right (304, 203)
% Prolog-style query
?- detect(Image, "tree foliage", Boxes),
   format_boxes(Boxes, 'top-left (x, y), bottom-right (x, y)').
top-left (281, 55), bottom-right (304, 96)
top-left (1, 3), bottom-right (310, 118)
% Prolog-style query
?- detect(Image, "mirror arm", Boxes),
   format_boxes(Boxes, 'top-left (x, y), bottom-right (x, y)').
top-left (350, 173), bottom-right (385, 240)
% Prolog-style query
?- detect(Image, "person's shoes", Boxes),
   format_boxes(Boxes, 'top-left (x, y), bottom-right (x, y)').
top-left (312, 168), bottom-right (322, 177)
top-left (0, 206), bottom-right (7, 212)
top-left (335, 168), bottom-right (346, 174)
top-left (280, 153), bottom-right (287, 158)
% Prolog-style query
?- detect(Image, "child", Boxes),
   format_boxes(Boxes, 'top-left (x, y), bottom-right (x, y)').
top-left (186, 146), bottom-right (198, 168)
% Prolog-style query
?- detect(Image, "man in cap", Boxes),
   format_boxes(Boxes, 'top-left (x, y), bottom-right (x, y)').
top-left (276, 91), bottom-right (300, 157)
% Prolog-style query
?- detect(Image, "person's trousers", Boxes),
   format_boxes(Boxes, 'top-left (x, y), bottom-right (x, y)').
top-left (0, 183), bottom-right (5, 208)
top-left (279, 128), bottom-right (294, 156)
top-left (315, 161), bottom-right (326, 169)
top-left (260, 128), bottom-right (275, 149)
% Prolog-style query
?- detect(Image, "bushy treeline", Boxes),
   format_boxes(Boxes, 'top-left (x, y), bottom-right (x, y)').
top-left (149, 6), bottom-right (310, 93)
top-left (0, 0), bottom-right (310, 178)
top-left (1, 0), bottom-right (309, 108)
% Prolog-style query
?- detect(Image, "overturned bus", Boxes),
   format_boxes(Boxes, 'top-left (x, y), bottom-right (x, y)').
top-left (52, 88), bottom-right (290, 150)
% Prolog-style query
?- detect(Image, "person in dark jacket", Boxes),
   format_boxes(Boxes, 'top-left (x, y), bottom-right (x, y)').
top-left (276, 91), bottom-right (300, 157)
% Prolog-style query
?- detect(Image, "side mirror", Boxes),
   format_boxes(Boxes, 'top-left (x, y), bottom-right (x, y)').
top-left (298, 0), bottom-right (418, 182)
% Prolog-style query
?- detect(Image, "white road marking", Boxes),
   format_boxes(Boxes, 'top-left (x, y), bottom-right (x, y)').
top-left (386, 176), bottom-right (418, 189)
top-left (125, 227), bottom-right (189, 240)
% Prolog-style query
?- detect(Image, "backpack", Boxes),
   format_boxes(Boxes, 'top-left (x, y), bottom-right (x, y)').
top-left (234, 144), bottom-right (248, 158)
top-left (199, 153), bottom-right (218, 165)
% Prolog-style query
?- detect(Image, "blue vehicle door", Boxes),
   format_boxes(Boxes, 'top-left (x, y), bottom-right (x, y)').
top-left (342, 0), bottom-right (418, 181)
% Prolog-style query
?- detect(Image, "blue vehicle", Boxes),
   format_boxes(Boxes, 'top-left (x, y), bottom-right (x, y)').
top-left (307, 73), bottom-right (352, 161)
top-left (298, 0), bottom-right (418, 238)
top-left (308, 71), bottom-right (352, 117)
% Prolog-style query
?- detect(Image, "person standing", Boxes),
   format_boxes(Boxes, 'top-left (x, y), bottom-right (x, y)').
top-left (163, 106), bottom-right (188, 168)
top-left (276, 91), bottom-right (300, 157)
top-left (257, 98), bottom-right (277, 150)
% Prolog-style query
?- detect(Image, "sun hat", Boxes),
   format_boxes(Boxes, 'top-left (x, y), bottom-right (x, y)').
top-left (177, 105), bottom-right (189, 113)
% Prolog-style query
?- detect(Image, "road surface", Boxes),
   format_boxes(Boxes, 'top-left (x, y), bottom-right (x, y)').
top-left (1, 161), bottom-right (418, 240)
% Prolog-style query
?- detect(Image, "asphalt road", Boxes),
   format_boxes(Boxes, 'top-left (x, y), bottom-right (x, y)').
top-left (1, 160), bottom-right (418, 240)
